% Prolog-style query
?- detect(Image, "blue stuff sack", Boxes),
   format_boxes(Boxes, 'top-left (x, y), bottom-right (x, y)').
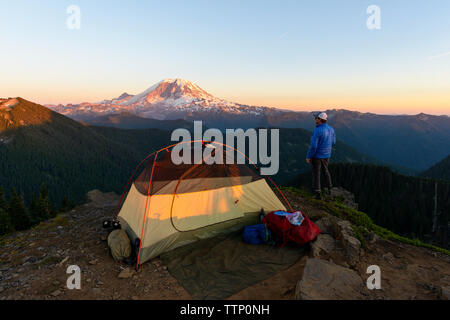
top-left (242, 224), bottom-right (271, 245)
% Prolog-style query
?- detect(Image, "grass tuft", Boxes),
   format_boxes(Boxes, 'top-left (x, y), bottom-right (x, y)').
top-left (32, 214), bottom-right (69, 231)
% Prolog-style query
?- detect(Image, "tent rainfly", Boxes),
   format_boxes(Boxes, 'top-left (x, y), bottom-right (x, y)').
top-left (114, 141), bottom-right (290, 268)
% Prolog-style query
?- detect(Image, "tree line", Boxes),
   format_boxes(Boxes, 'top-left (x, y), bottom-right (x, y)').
top-left (290, 163), bottom-right (450, 241)
top-left (0, 184), bottom-right (73, 236)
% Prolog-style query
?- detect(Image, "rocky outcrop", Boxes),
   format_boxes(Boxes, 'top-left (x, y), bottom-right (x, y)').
top-left (313, 215), bottom-right (361, 267)
top-left (315, 215), bottom-right (338, 235)
top-left (86, 190), bottom-right (120, 208)
top-left (311, 234), bottom-right (336, 258)
top-left (295, 258), bottom-right (367, 300)
top-left (329, 187), bottom-right (358, 210)
top-left (334, 220), bottom-right (361, 267)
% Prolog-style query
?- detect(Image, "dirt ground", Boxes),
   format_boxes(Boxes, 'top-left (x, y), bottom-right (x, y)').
top-left (0, 191), bottom-right (449, 300)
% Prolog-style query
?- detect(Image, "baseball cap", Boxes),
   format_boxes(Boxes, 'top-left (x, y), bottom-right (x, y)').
top-left (314, 112), bottom-right (327, 120)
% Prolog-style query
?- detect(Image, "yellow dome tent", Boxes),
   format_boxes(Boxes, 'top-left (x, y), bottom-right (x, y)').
top-left (113, 141), bottom-right (290, 268)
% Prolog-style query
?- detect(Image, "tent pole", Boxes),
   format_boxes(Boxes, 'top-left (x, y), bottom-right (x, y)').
top-left (136, 151), bottom-right (159, 270)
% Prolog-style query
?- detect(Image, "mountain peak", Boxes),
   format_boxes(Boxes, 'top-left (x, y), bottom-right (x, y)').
top-left (121, 78), bottom-right (216, 107)
top-left (0, 98), bottom-right (20, 110)
top-left (156, 78), bottom-right (211, 97)
top-left (0, 97), bottom-right (68, 131)
top-left (160, 78), bottom-right (189, 84)
top-left (115, 92), bottom-right (132, 100)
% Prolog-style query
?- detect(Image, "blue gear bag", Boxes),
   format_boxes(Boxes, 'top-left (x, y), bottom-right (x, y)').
top-left (242, 224), bottom-right (271, 245)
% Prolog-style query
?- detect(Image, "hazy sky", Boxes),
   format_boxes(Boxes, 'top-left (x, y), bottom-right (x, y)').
top-left (1, 0), bottom-right (449, 115)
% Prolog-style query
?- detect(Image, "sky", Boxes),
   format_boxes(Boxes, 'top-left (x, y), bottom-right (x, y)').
top-left (0, 0), bottom-right (449, 115)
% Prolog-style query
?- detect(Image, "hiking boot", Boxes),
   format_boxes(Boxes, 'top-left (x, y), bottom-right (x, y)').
top-left (314, 191), bottom-right (322, 200)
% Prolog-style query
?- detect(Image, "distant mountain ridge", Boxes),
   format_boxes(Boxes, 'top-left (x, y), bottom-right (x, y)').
top-left (0, 98), bottom-right (169, 205)
top-left (421, 154), bottom-right (450, 181)
top-left (17, 78), bottom-right (450, 171)
top-left (48, 78), bottom-right (272, 122)
top-left (0, 97), bottom-right (373, 205)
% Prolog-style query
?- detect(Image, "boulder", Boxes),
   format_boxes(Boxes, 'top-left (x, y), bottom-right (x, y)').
top-left (118, 267), bottom-right (135, 279)
top-left (107, 229), bottom-right (131, 262)
top-left (329, 187), bottom-right (358, 210)
top-left (51, 289), bottom-right (62, 297)
top-left (311, 234), bottom-right (336, 258)
top-left (302, 208), bottom-right (327, 221)
top-left (368, 231), bottom-right (378, 244)
top-left (295, 258), bottom-right (366, 300)
top-left (383, 252), bottom-right (394, 264)
top-left (87, 190), bottom-right (120, 208)
top-left (89, 259), bottom-right (98, 265)
top-left (334, 220), bottom-right (361, 267)
top-left (344, 236), bottom-right (361, 267)
top-left (315, 215), bottom-right (339, 236)
top-left (315, 217), bottom-right (331, 235)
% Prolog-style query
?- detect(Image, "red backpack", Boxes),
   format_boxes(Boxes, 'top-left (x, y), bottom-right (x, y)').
top-left (262, 211), bottom-right (321, 247)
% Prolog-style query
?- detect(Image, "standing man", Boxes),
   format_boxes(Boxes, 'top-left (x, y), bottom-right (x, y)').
top-left (306, 112), bottom-right (336, 199)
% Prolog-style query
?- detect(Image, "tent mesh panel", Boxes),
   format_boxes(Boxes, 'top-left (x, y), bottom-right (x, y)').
top-left (134, 144), bottom-right (262, 195)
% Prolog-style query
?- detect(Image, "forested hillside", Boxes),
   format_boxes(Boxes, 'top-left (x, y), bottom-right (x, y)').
top-left (273, 128), bottom-right (376, 184)
top-left (0, 123), bottom-right (374, 207)
top-left (0, 99), bottom-right (170, 206)
top-left (421, 154), bottom-right (450, 182)
top-left (0, 99), bottom-right (375, 208)
top-left (85, 112), bottom-right (194, 130)
top-left (290, 163), bottom-right (450, 243)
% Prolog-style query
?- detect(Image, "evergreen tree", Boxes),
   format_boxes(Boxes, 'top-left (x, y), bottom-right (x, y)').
top-left (40, 183), bottom-right (49, 200)
top-left (36, 183), bottom-right (51, 221)
top-left (29, 193), bottom-right (39, 225)
top-left (61, 195), bottom-right (69, 213)
top-left (9, 188), bottom-right (31, 231)
top-left (0, 208), bottom-right (14, 235)
top-left (0, 187), bottom-right (7, 211)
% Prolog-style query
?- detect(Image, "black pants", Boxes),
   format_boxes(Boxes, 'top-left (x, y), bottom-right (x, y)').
top-left (311, 158), bottom-right (332, 192)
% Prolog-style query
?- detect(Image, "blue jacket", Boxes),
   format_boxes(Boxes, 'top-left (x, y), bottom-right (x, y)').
top-left (306, 123), bottom-right (336, 159)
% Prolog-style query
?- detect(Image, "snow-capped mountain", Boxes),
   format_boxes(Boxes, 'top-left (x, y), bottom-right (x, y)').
top-left (48, 78), bottom-right (274, 123)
